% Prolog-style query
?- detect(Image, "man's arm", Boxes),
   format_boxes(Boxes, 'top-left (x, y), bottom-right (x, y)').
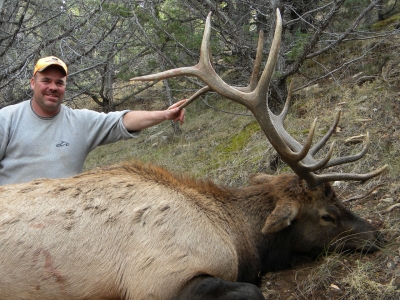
top-left (122, 99), bottom-right (186, 132)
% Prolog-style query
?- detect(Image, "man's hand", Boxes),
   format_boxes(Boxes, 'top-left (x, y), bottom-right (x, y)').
top-left (166, 99), bottom-right (186, 125)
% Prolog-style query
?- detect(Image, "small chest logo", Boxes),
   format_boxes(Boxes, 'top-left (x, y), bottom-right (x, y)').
top-left (56, 141), bottom-right (70, 147)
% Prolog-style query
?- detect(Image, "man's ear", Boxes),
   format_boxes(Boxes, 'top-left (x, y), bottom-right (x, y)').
top-left (30, 77), bottom-right (35, 90)
top-left (262, 201), bottom-right (300, 234)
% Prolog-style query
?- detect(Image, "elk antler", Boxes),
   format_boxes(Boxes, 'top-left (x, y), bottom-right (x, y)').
top-left (130, 9), bottom-right (387, 189)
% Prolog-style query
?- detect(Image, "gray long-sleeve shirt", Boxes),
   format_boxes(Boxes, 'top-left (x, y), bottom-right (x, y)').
top-left (0, 100), bottom-right (140, 185)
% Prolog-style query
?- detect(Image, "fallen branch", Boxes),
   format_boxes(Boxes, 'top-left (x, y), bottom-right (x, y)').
top-left (381, 203), bottom-right (400, 214)
top-left (343, 184), bottom-right (385, 203)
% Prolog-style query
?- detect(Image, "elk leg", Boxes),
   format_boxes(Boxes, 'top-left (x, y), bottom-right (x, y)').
top-left (176, 275), bottom-right (265, 300)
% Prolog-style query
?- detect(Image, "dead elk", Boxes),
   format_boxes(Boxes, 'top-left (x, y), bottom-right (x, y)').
top-left (0, 9), bottom-right (387, 300)
top-left (0, 161), bottom-right (385, 300)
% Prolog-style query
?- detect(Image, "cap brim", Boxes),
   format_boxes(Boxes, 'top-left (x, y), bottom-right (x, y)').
top-left (37, 64), bottom-right (67, 76)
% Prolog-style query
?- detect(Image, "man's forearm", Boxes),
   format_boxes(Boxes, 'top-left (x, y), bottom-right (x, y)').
top-left (122, 110), bottom-right (167, 132)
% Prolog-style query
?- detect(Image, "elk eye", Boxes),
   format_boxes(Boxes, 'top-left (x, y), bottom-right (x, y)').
top-left (321, 214), bottom-right (336, 224)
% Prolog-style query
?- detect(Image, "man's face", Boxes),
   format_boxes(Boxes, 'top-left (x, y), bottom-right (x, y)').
top-left (30, 66), bottom-right (67, 116)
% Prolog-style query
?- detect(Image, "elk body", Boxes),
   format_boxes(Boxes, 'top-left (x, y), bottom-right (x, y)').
top-left (0, 161), bottom-right (384, 300)
top-left (1, 9), bottom-right (387, 300)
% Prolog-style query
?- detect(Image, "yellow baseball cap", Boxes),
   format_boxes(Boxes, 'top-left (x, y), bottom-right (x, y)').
top-left (33, 56), bottom-right (68, 76)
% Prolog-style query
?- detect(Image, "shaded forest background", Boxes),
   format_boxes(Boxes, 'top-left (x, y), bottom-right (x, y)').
top-left (0, 0), bottom-right (398, 111)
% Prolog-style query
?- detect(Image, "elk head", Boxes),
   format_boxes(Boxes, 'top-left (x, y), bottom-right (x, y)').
top-left (130, 9), bottom-right (387, 189)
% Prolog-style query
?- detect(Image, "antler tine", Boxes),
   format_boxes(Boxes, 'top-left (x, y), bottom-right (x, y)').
top-left (179, 86), bottom-right (211, 109)
top-left (312, 165), bottom-right (388, 186)
top-left (246, 30), bottom-right (264, 92)
top-left (270, 81), bottom-right (305, 155)
top-left (323, 132), bottom-right (371, 168)
top-left (310, 110), bottom-right (341, 157)
top-left (129, 13), bottom-right (215, 83)
top-left (308, 142), bottom-right (335, 172)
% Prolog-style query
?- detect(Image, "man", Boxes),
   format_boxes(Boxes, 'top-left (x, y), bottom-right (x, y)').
top-left (0, 56), bottom-right (186, 185)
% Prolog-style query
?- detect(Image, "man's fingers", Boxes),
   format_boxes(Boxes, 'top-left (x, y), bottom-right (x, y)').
top-left (168, 99), bottom-right (187, 110)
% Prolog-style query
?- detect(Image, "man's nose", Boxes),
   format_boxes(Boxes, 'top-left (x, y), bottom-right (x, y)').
top-left (49, 82), bottom-right (58, 90)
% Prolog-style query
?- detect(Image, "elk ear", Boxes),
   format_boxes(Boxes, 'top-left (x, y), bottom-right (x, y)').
top-left (249, 173), bottom-right (275, 185)
top-left (262, 201), bottom-right (300, 234)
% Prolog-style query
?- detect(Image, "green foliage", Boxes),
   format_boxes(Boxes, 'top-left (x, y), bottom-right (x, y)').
top-left (159, 5), bottom-right (204, 50)
top-left (219, 1), bottom-right (228, 9)
top-left (101, 3), bottom-right (132, 18)
top-left (222, 54), bottom-right (239, 65)
top-left (134, 6), bottom-right (151, 23)
top-left (216, 121), bottom-right (260, 154)
top-left (147, 58), bottom-right (158, 70)
top-left (372, 12), bottom-right (400, 30)
top-left (287, 30), bottom-right (310, 61)
top-left (335, 0), bottom-right (371, 30)
top-left (301, 129), bottom-right (310, 135)
top-left (117, 69), bottom-right (141, 81)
